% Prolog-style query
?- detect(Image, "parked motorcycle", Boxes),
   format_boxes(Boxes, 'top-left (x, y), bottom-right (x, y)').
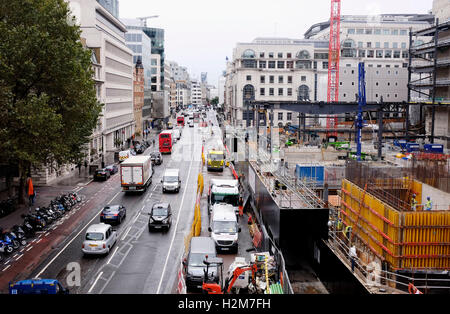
top-left (0, 229), bottom-right (20, 250)
top-left (22, 213), bottom-right (46, 231)
top-left (0, 239), bottom-right (14, 254)
top-left (12, 224), bottom-right (34, 240)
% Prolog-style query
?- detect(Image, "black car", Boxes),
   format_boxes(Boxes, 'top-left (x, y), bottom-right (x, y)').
top-left (94, 168), bottom-right (111, 181)
top-left (105, 164), bottom-right (118, 175)
top-left (150, 152), bottom-right (162, 165)
top-left (100, 205), bottom-right (126, 224)
top-left (135, 144), bottom-right (145, 154)
top-left (148, 202), bottom-right (172, 231)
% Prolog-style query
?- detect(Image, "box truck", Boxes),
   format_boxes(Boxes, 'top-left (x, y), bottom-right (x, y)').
top-left (120, 155), bottom-right (153, 192)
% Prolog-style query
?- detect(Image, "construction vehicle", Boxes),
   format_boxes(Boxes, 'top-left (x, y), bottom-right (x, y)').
top-left (208, 179), bottom-right (240, 216)
top-left (207, 150), bottom-right (225, 172)
top-left (201, 255), bottom-right (257, 294)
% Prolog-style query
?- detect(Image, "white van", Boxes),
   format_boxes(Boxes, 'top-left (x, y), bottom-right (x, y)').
top-left (161, 168), bottom-right (181, 193)
top-left (119, 149), bottom-right (135, 162)
top-left (208, 203), bottom-right (240, 253)
top-left (82, 223), bottom-right (117, 256)
top-left (171, 128), bottom-right (181, 140)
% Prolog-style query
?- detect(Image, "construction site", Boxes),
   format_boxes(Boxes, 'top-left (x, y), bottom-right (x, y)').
top-left (219, 0), bottom-right (450, 294)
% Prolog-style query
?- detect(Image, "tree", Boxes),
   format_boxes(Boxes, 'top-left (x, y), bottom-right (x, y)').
top-left (210, 97), bottom-right (219, 106)
top-left (0, 0), bottom-right (102, 203)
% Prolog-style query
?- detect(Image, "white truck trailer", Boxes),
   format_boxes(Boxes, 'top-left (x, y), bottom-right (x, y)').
top-left (120, 155), bottom-right (153, 193)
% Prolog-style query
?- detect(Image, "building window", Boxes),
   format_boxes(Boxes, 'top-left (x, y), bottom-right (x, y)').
top-left (358, 50), bottom-right (366, 58)
top-left (277, 61), bottom-right (285, 68)
top-left (391, 29), bottom-right (398, 35)
top-left (287, 53), bottom-right (292, 58)
top-left (385, 50), bottom-right (392, 58)
top-left (242, 49), bottom-right (256, 58)
top-left (242, 60), bottom-right (257, 68)
top-left (269, 76), bottom-right (274, 83)
top-left (278, 88), bottom-right (283, 96)
top-left (393, 43), bottom-right (398, 49)
top-left (323, 61), bottom-right (329, 69)
top-left (356, 29), bottom-right (364, 34)
top-left (287, 76), bottom-right (292, 83)
top-left (260, 76), bottom-right (265, 83)
top-left (384, 42), bottom-right (389, 48)
top-left (278, 52), bottom-right (283, 58)
top-left (393, 50), bottom-right (401, 58)
top-left (400, 30), bottom-right (407, 36)
top-left (365, 29), bottom-right (372, 35)
top-left (367, 42), bottom-right (372, 48)
top-left (298, 85), bottom-right (309, 101)
top-left (269, 88), bottom-right (274, 96)
top-left (376, 50), bottom-right (383, 58)
top-left (287, 112), bottom-right (292, 120)
top-left (259, 61), bottom-right (266, 68)
top-left (348, 29), bottom-right (355, 34)
top-left (260, 88), bottom-right (265, 96)
top-left (403, 63), bottom-right (408, 68)
top-left (375, 42), bottom-right (381, 48)
top-left (268, 61), bottom-right (276, 68)
top-left (402, 51), bottom-right (409, 58)
top-left (287, 88), bottom-right (292, 96)
top-left (278, 112), bottom-right (283, 120)
top-left (374, 29), bottom-right (381, 35)
top-left (260, 52), bottom-right (265, 58)
top-left (296, 60), bottom-right (312, 69)
top-left (269, 52), bottom-right (274, 58)
top-left (383, 29), bottom-right (390, 35)
top-left (358, 42), bottom-right (363, 48)
top-left (367, 50), bottom-right (374, 58)
top-left (246, 75), bottom-right (252, 81)
top-left (287, 61), bottom-right (294, 68)
top-left (278, 76), bottom-right (284, 83)
top-left (401, 42), bottom-right (407, 49)
top-left (301, 76), bottom-right (306, 81)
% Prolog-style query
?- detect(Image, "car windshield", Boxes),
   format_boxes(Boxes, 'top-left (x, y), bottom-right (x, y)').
top-left (189, 253), bottom-right (215, 267)
top-left (151, 153), bottom-right (160, 157)
top-left (86, 232), bottom-right (104, 241)
top-left (164, 176), bottom-right (178, 183)
top-left (152, 207), bottom-right (168, 216)
top-left (208, 154), bottom-right (224, 161)
top-left (211, 194), bottom-right (239, 206)
top-left (213, 221), bottom-right (237, 233)
top-left (103, 206), bottom-right (119, 213)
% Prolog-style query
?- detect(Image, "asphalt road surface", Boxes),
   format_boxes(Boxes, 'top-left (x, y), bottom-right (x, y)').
top-left (15, 108), bottom-right (251, 294)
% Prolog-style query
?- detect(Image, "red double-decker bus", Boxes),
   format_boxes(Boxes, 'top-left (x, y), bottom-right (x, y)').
top-left (159, 130), bottom-right (173, 154)
top-left (177, 116), bottom-right (185, 126)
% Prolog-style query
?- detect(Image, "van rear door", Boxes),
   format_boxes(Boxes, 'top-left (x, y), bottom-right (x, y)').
top-left (121, 166), bottom-right (133, 185)
top-left (133, 166), bottom-right (143, 184)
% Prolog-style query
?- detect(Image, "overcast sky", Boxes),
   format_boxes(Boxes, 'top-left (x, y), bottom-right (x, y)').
top-left (119, 0), bottom-right (434, 87)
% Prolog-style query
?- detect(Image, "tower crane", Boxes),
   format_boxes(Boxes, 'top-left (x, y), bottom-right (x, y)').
top-left (137, 15), bottom-right (159, 27)
top-left (326, 0), bottom-right (341, 139)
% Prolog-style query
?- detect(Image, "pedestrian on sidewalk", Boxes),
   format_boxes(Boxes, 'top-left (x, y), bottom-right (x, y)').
top-left (27, 177), bottom-right (35, 206)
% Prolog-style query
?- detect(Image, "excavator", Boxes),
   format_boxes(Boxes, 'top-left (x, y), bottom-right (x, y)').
top-left (201, 255), bottom-right (258, 294)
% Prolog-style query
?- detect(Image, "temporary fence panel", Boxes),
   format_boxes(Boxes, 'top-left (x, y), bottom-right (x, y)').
top-left (340, 179), bottom-right (450, 271)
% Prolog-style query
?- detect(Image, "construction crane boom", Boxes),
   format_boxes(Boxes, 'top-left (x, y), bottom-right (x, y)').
top-left (326, 0), bottom-right (341, 139)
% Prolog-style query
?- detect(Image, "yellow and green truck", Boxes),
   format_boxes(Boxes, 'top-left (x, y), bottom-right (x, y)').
top-left (207, 150), bottom-right (225, 172)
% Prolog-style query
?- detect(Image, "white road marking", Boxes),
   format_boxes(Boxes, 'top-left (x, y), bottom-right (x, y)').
top-left (156, 157), bottom-right (194, 294)
top-left (107, 190), bottom-right (122, 205)
top-left (26, 246), bottom-right (33, 252)
top-left (2, 265), bottom-right (11, 272)
top-left (15, 255), bottom-right (23, 261)
top-left (121, 226), bottom-right (132, 241)
top-left (106, 246), bottom-right (119, 264)
top-left (88, 271), bottom-right (103, 293)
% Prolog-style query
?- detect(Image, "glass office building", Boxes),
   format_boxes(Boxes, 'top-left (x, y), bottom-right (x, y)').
top-left (96, 0), bottom-right (119, 18)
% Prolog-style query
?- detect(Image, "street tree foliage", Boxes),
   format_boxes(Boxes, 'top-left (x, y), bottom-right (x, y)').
top-left (210, 97), bottom-right (219, 106)
top-left (0, 0), bottom-right (103, 202)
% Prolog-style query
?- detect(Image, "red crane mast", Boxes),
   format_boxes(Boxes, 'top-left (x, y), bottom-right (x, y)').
top-left (326, 0), bottom-right (341, 138)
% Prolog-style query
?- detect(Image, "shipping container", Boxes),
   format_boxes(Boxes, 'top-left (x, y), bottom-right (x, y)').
top-left (295, 164), bottom-right (324, 186)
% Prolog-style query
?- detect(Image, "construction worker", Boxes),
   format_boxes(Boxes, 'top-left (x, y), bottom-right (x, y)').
top-left (425, 197), bottom-right (432, 211)
top-left (411, 194), bottom-right (418, 211)
top-left (349, 245), bottom-right (357, 272)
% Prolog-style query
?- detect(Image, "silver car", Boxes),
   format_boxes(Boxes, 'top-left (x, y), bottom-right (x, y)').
top-left (82, 223), bottom-right (117, 256)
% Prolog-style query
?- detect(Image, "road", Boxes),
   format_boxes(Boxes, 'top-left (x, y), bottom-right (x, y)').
top-left (7, 108), bottom-right (249, 294)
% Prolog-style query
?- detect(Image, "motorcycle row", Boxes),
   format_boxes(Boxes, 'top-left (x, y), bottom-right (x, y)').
top-left (0, 192), bottom-right (82, 263)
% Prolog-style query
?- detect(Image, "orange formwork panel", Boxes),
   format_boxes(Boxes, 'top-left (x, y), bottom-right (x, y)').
top-left (340, 179), bottom-right (450, 271)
